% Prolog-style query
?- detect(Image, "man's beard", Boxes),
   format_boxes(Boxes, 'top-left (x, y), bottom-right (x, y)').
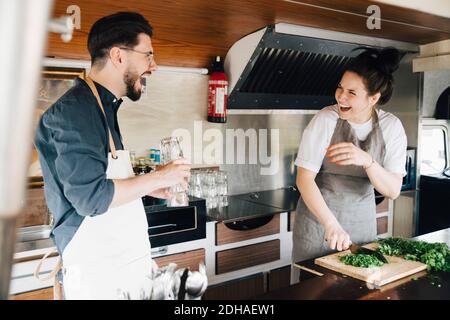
top-left (123, 70), bottom-right (142, 101)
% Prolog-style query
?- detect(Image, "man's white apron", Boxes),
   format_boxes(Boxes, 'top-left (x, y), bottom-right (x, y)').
top-left (61, 77), bottom-right (152, 299)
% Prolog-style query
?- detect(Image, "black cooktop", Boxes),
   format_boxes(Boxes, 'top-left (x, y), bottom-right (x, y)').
top-left (235, 186), bottom-right (300, 212)
top-left (206, 186), bottom-right (300, 223)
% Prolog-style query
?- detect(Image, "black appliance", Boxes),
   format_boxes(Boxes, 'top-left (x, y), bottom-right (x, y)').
top-left (402, 147), bottom-right (416, 191)
top-left (419, 174), bottom-right (450, 235)
top-left (434, 86), bottom-right (450, 119)
top-left (142, 196), bottom-right (206, 248)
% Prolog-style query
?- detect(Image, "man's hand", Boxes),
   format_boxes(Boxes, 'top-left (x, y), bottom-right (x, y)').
top-left (148, 188), bottom-right (172, 199)
top-left (153, 158), bottom-right (191, 190)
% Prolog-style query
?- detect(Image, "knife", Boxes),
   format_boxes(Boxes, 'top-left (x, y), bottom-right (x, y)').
top-left (349, 243), bottom-right (389, 264)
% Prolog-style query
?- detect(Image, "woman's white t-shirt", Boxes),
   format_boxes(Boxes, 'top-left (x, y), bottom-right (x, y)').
top-left (294, 104), bottom-right (407, 176)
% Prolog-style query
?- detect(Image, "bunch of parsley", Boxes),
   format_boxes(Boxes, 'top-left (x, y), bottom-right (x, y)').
top-left (377, 237), bottom-right (450, 272)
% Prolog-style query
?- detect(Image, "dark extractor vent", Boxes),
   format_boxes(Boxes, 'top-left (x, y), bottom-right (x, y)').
top-left (227, 25), bottom-right (413, 110)
top-left (226, 25), bottom-right (383, 110)
top-left (240, 48), bottom-right (353, 96)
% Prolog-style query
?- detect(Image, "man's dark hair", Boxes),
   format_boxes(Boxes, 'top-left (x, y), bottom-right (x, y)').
top-left (87, 12), bottom-right (153, 68)
top-left (345, 47), bottom-right (405, 105)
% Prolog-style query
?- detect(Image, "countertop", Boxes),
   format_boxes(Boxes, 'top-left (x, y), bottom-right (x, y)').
top-left (257, 228), bottom-right (450, 300)
top-left (14, 187), bottom-right (300, 256)
top-left (206, 186), bottom-right (300, 223)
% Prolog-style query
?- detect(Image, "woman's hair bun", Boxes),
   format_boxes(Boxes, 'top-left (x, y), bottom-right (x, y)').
top-left (376, 47), bottom-right (403, 75)
top-left (346, 47), bottom-right (405, 105)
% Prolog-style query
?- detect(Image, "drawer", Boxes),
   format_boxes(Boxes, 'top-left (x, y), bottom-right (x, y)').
top-left (377, 216), bottom-right (388, 235)
top-left (11, 287), bottom-right (53, 300)
top-left (376, 197), bottom-right (389, 213)
top-left (145, 198), bottom-right (207, 248)
top-left (203, 273), bottom-right (265, 300)
top-left (17, 188), bottom-right (50, 228)
top-left (216, 214), bottom-right (280, 245)
top-left (216, 239), bottom-right (280, 275)
top-left (153, 248), bottom-right (205, 271)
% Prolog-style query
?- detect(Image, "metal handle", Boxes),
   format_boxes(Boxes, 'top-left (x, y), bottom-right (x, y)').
top-left (148, 223), bottom-right (177, 230)
top-left (151, 246), bottom-right (168, 256)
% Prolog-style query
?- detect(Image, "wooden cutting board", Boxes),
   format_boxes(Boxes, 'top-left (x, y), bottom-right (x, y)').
top-left (314, 243), bottom-right (427, 286)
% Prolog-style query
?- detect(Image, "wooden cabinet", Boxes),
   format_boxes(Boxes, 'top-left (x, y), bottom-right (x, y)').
top-left (267, 266), bottom-right (291, 292)
top-left (153, 248), bottom-right (205, 271)
top-left (289, 211), bottom-right (295, 232)
top-left (11, 287), bottom-right (54, 300)
top-left (49, 0), bottom-right (450, 68)
top-left (376, 197), bottom-right (389, 214)
top-left (376, 196), bottom-right (392, 237)
top-left (216, 239), bottom-right (280, 275)
top-left (205, 266), bottom-right (291, 300)
top-left (215, 214), bottom-right (280, 245)
top-left (17, 187), bottom-right (50, 228)
top-left (203, 273), bottom-right (265, 300)
top-left (377, 216), bottom-right (389, 235)
top-left (393, 192), bottom-right (416, 238)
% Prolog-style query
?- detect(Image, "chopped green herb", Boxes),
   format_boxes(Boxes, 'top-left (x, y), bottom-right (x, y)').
top-left (377, 237), bottom-right (450, 272)
top-left (339, 253), bottom-right (385, 268)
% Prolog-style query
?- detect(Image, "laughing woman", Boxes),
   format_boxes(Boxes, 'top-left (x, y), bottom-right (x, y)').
top-left (292, 47), bottom-right (407, 273)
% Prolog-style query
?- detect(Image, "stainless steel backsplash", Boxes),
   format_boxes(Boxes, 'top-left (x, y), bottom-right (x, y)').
top-left (221, 113), bottom-right (313, 195)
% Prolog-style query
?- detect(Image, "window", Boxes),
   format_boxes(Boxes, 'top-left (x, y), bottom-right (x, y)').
top-left (420, 125), bottom-right (448, 175)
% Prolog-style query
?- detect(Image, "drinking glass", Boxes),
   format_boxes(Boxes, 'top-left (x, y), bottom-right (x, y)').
top-left (160, 136), bottom-right (189, 207)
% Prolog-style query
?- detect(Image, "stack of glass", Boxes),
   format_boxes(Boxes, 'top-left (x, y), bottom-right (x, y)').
top-left (160, 136), bottom-right (189, 207)
top-left (189, 170), bottom-right (228, 210)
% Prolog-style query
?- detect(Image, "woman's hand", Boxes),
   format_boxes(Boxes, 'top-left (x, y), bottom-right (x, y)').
top-left (326, 142), bottom-right (373, 168)
top-left (324, 220), bottom-right (351, 251)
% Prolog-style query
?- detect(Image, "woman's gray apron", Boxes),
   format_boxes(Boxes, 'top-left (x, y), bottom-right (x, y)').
top-left (292, 110), bottom-right (386, 265)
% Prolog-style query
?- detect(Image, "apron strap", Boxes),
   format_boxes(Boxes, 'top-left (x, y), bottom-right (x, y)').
top-left (83, 76), bottom-right (118, 159)
top-left (33, 248), bottom-right (64, 300)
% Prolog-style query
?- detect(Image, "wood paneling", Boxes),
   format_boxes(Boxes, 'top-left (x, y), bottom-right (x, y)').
top-left (377, 216), bottom-right (388, 235)
top-left (11, 287), bottom-right (54, 300)
top-left (268, 265), bottom-right (291, 292)
top-left (216, 239), bottom-right (280, 274)
top-left (16, 188), bottom-right (49, 228)
top-left (153, 248), bottom-right (205, 271)
top-left (289, 211), bottom-right (295, 232)
top-left (376, 197), bottom-right (389, 213)
top-left (203, 273), bottom-right (265, 300)
top-left (216, 214), bottom-right (280, 245)
top-left (393, 194), bottom-right (415, 238)
top-left (48, 0), bottom-right (450, 68)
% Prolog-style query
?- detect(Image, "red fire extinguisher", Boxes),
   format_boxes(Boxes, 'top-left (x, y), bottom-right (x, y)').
top-left (207, 56), bottom-right (228, 123)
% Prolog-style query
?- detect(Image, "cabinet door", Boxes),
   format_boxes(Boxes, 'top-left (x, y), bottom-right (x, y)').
top-left (267, 266), bottom-right (291, 292)
top-left (216, 240), bottom-right (280, 274)
top-left (154, 248), bottom-right (205, 271)
top-left (203, 273), bottom-right (265, 300)
top-left (11, 287), bottom-right (53, 300)
top-left (216, 214), bottom-right (280, 245)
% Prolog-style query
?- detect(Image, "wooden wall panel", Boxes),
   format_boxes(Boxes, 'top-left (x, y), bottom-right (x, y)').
top-left (16, 188), bottom-right (49, 228)
top-left (11, 287), bottom-right (54, 300)
top-left (48, 0), bottom-right (450, 68)
top-left (203, 273), bottom-right (265, 300)
top-left (215, 214), bottom-right (280, 245)
top-left (153, 248), bottom-right (205, 271)
top-left (377, 216), bottom-right (388, 235)
top-left (376, 197), bottom-right (389, 213)
top-left (216, 239), bottom-right (280, 274)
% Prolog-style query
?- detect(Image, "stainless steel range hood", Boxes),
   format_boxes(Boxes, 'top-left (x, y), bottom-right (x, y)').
top-left (224, 23), bottom-right (417, 110)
